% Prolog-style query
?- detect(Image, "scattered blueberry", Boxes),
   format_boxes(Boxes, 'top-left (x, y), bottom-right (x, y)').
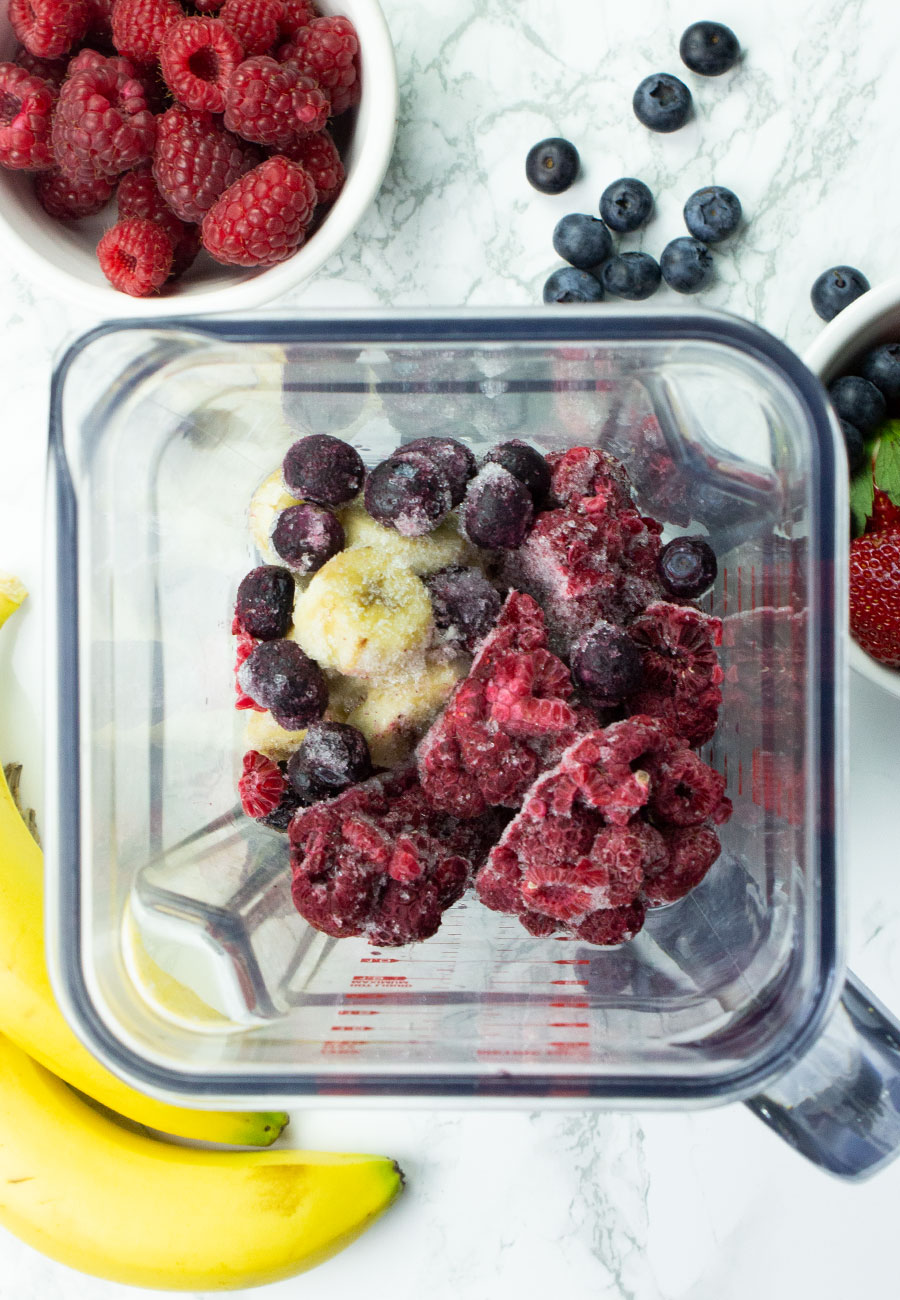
top-left (364, 452), bottom-right (452, 537)
top-left (552, 213), bottom-right (613, 270)
top-left (632, 73), bottom-right (692, 133)
top-left (525, 137), bottom-right (580, 194)
top-left (599, 177), bottom-right (653, 233)
top-left (462, 465), bottom-right (534, 549)
top-left (237, 639), bottom-right (328, 730)
top-left (679, 21), bottom-right (740, 76)
top-left (482, 440), bottom-right (551, 507)
top-left (399, 436), bottom-right (477, 506)
top-left (860, 343), bottom-right (900, 413)
top-left (425, 566), bottom-right (503, 652)
top-left (282, 434), bottom-right (365, 507)
top-left (271, 503), bottom-right (344, 574)
top-left (683, 186), bottom-right (741, 242)
top-left (660, 236), bottom-right (714, 294)
top-left (235, 566), bottom-right (295, 640)
top-left (601, 251), bottom-right (662, 301)
top-left (572, 621), bottom-right (644, 705)
top-left (810, 266), bottom-right (870, 322)
top-left (290, 722), bottom-right (372, 791)
top-left (543, 267), bottom-right (604, 303)
top-left (829, 374), bottom-right (886, 437)
top-left (840, 419), bottom-right (866, 475)
top-left (657, 536), bottom-right (718, 598)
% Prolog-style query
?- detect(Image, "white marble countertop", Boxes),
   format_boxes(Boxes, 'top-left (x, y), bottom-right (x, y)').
top-left (2, 0), bottom-right (900, 1296)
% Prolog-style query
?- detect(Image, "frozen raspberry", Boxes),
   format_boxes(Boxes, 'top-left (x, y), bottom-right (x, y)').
top-left (642, 825), bottom-right (721, 905)
top-left (201, 154), bottom-right (317, 265)
top-left (483, 441), bottom-right (551, 507)
top-left (280, 128), bottom-right (344, 205)
top-left (13, 48), bottom-right (68, 87)
top-left (223, 56), bottom-right (328, 147)
top-left (112, 0), bottom-right (183, 63)
top-left (284, 14), bottom-right (359, 115)
top-left (626, 601), bottom-right (724, 747)
top-left (36, 168), bottom-right (115, 217)
top-left (571, 621), bottom-right (644, 706)
top-left (51, 59), bottom-right (157, 180)
top-left (159, 16), bottom-right (243, 114)
top-left (220, 0), bottom-right (283, 56)
top-left (234, 564), bottom-right (295, 640)
top-left (272, 502), bottom-right (344, 573)
top-left (153, 104), bottom-right (259, 223)
top-left (462, 465), bottom-right (534, 550)
top-left (588, 823), bottom-right (667, 906)
top-left (278, 0), bottom-right (316, 40)
top-left (232, 616), bottom-right (264, 711)
top-left (365, 452), bottom-right (453, 538)
top-left (289, 721), bottom-right (372, 790)
top-left (96, 216), bottom-right (173, 295)
top-left (425, 566), bottom-right (502, 653)
top-left (9, 0), bottom-right (89, 59)
top-left (238, 638), bottom-right (327, 729)
top-left (0, 63), bottom-right (56, 170)
top-left (657, 535), bottom-right (717, 598)
top-left (282, 434), bottom-right (364, 506)
top-left (546, 446), bottom-right (634, 512)
top-left (573, 903), bottom-right (646, 945)
top-left (239, 749), bottom-right (286, 818)
top-left (645, 745), bottom-right (730, 827)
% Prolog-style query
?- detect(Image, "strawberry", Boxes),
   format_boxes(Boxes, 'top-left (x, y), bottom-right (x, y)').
top-left (867, 487), bottom-right (900, 535)
top-left (849, 529), bottom-right (900, 666)
top-left (850, 419), bottom-right (900, 535)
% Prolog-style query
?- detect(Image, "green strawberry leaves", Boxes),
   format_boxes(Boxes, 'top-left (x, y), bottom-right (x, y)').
top-left (849, 419), bottom-right (900, 535)
top-left (850, 465), bottom-right (874, 536)
top-left (874, 421), bottom-right (900, 504)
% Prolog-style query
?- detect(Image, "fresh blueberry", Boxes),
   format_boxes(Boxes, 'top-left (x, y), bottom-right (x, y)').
top-left (482, 440), bottom-right (551, 506)
top-left (599, 177), bottom-right (653, 233)
top-left (543, 267), bottom-right (604, 303)
top-left (810, 266), bottom-right (870, 322)
top-left (552, 213), bottom-right (613, 270)
top-left (828, 375), bottom-right (886, 437)
top-left (679, 21), bottom-right (740, 76)
top-left (364, 451), bottom-right (452, 537)
top-left (425, 566), bottom-right (503, 652)
top-left (839, 419), bottom-right (866, 475)
top-left (271, 503), bottom-right (344, 574)
top-left (860, 343), bottom-right (900, 413)
top-left (572, 621), bottom-right (644, 705)
top-left (683, 186), bottom-right (741, 242)
top-left (601, 251), bottom-right (662, 301)
top-left (399, 436), bottom-right (476, 506)
top-left (289, 722), bottom-right (372, 791)
top-left (660, 236), bottom-right (714, 293)
top-left (235, 565), bottom-right (295, 640)
top-left (282, 434), bottom-right (365, 507)
top-left (237, 639), bottom-right (328, 730)
top-left (632, 73), bottom-right (692, 133)
top-left (657, 536), bottom-right (718, 598)
top-left (462, 465), bottom-right (534, 549)
top-left (525, 137), bottom-right (580, 194)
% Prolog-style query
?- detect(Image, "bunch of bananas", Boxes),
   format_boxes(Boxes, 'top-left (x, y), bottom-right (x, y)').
top-left (0, 576), bottom-right (402, 1290)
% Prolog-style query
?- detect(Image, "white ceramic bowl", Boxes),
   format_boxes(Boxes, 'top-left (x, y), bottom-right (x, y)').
top-left (0, 0), bottom-right (397, 315)
top-left (805, 273), bottom-right (900, 699)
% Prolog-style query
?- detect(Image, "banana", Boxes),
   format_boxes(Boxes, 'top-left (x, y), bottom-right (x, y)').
top-left (0, 1031), bottom-right (402, 1290)
top-left (293, 546), bottom-right (433, 679)
top-left (348, 660), bottom-right (466, 768)
top-left (248, 469), bottom-right (302, 562)
top-left (243, 708), bottom-right (308, 762)
top-left (0, 572), bottom-right (27, 627)
top-left (337, 496), bottom-right (478, 575)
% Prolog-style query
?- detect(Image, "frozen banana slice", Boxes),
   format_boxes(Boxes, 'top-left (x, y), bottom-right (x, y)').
top-left (243, 709), bottom-right (307, 762)
top-left (337, 497), bottom-right (478, 575)
top-left (348, 660), bottom-right (467, 769)
top-left (293, 547), bottom-right (433, 679)
top-left (248, 469), bottom-right (302, 562)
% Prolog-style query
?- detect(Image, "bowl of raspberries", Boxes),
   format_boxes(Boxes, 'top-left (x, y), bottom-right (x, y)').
top-left (0, 0), bottom-right (397, 307)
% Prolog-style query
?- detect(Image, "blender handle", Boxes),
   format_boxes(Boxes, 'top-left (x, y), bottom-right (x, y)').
top-left (746, 971), bottom-right (900, 1180)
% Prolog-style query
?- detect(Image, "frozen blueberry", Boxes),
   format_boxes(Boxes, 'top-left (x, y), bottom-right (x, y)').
top-left (840, 419), bottom-right (866, 475)
top-left (290, 722), bottom-right (372, 791)
top-left (543, 267), bottom-right (603, 303)
top-left (632, 73), bottom-right (692, 132)
top-left (552, 214), bottom-right (614, 270)
top-left (259, 775), bottom-right (307, 831)
top-left (282, 434), bottom-right (365, 506)
top-left (271, 503), bottom-right (344, 574)
top-left (238, 640), bottom-right (328, 730)
top-left (860, 343), bottom-right (900, 413)
top-left (601, 251), bottom-right (662, 301)
top-left (660, 236), bottom-right (714, 294)
top-left (599, 178), bottom-right (653, 233)
top-left (482, 440), bottom-right (551, 507)
top-left (284, 763), bottom-right (330, 808)
top-left (683, 187), bottom-right (741, 243)
top-left (398, 436), bottom-right (477, 506)
top-left (235, 565), bottom-right (295, 640)
top-left (829, 375), bottom-right (886, 437)
top-left (462, 465), bottom-right (534, 549)
top-left (657, 536), bottom-right (718, 598)
top-left (572, 621), bottom-right (644, 704)
top-left (811, 266), bottom-right (870, 322)
top-left (425, 565), bottom-right (503, 651)
top-left (525, 137), bottom-right (579, 194)
top-left (364, 452), bottom-right (453, 537)
top-left (679, 21), bottom-right (740, 76)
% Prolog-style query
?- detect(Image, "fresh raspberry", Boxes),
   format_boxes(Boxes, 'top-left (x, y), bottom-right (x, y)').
top-left (97, 215), bottom-right (173, 295)
top-left (85, 0), bottom-right (116, 33)
top-left (167, 221), bottom-right (201, 278)
top-left (9, 0), bottom-right (89, 59)
top-left (153, 104), bottom-right (259, 222)
top-left (112, 0), bottom-right (184, 65)
top-left (0, 62), bottom-right (56, 170)
top-left (232, 616), bottom-right (265, 710)
top-left (192, 0), bottom-right (223, 10)
top-left (117, 162), bottom-right (200, 279)
top-left (278, 0), bottom-right (316, 40)
top-left (626, 602), bottom-right (724, 747)
top-left (13, 47), bottom-right (68, 88)
top-left (220, 0), bottom-right (283, 56)
top-left (849, 528), bottom-right (900, 666)
top-left (284, 14), bottom-right (359, 115)
top-left (201, 155), bottom-right (317, 266)
top-left (223, 56), bottom-right (328, 147)
top-left (51, 59), bottom-right (157, 180)
top-left (159, 17), bottom-right (244, 113)
top-left (867, 488), bottom-right (900, 535)
top-left (239, 749), bottom-right (285, 817)
top-left (35, 167), bottom-right (115, 217)
top-left (641, 826), bottom-right (721, 905)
